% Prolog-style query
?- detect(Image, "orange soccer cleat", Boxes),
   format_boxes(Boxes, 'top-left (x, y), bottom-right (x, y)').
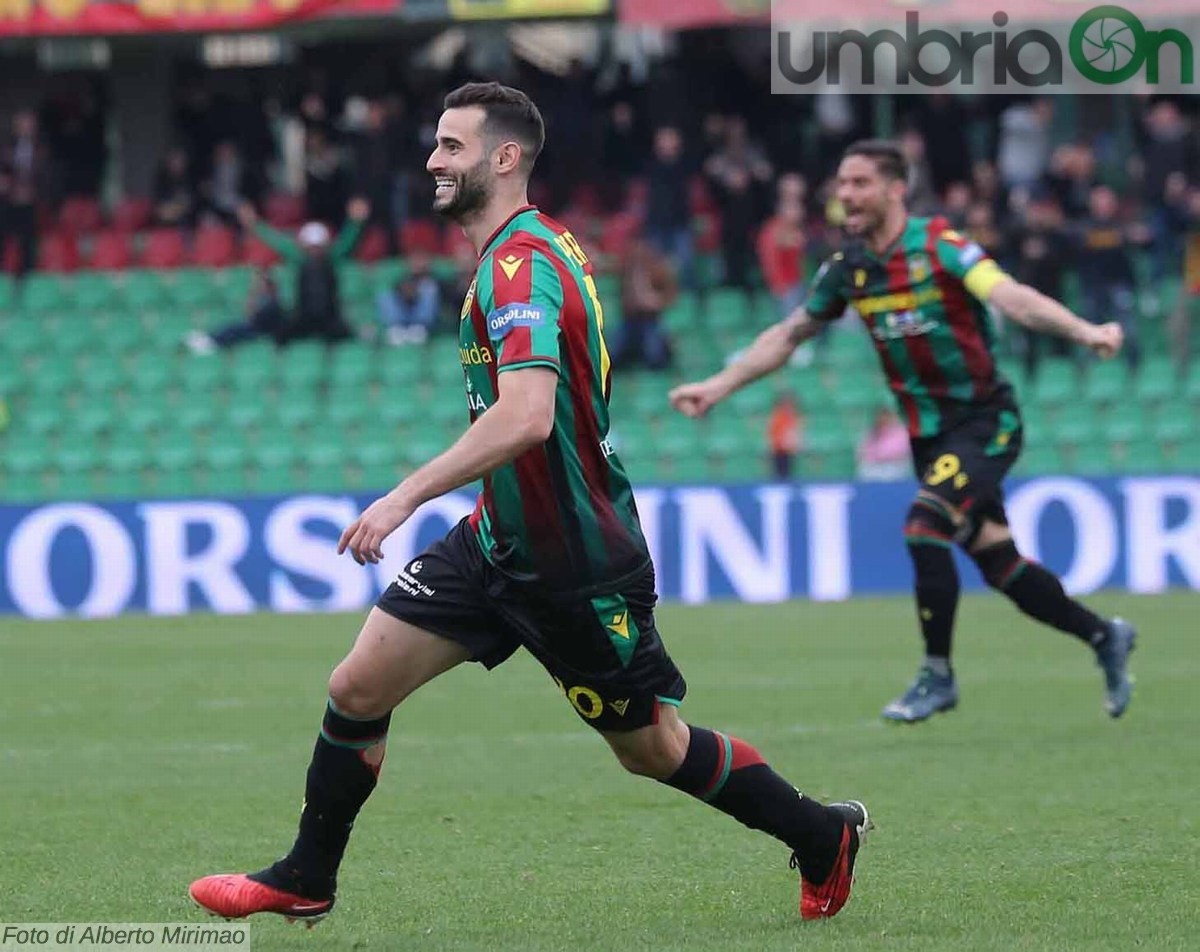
top-left (795, 800), bottom-right (872, 921)
top-left (188, 872), bottom-right (334, 927)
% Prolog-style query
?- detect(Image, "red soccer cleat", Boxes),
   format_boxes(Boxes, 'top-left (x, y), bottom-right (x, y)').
top-left (796, 800), bottom-right (872, 920)
top-left (188, 873), bottom-right (334, 927)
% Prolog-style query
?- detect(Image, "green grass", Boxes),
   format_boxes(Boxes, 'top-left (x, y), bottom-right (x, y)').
top-left (2, 593), bottom-right (1197, 951)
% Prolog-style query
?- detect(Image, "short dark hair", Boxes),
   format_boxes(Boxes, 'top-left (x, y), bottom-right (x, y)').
top-left (443, 82), bottom-right (545, 172)
top-left (842, 139), bottom-right (908, 182)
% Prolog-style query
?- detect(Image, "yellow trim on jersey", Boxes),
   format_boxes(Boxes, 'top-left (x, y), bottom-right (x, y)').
top-left (963, 258), bottom-right (1008, 302)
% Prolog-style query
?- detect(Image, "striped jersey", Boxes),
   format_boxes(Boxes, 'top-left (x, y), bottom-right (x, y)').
top-left (806, 215), bottom-right (1011, 437)
top-left (458, 205), bottom-right (649, 592)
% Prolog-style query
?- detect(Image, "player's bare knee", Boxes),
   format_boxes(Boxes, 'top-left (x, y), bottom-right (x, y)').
top-left (608, 717), bottom-right (688, 780)
top-left (969, 519), bottom-right (1012, 553)
top-left (327, 663), bottom-right (396, 720)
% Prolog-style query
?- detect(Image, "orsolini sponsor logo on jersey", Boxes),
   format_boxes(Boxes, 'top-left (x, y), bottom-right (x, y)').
top-left (487, 302), bottom-right (545, 340)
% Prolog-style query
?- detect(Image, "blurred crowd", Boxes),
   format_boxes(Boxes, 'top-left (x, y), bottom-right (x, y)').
top-left (3, 53), bottom-right (1199, 374)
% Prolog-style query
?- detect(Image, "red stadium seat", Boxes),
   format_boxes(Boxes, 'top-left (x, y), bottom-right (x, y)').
top-left (599, 213), bottom-right (640, 258)
top-left (694, 211), bottom-right (721, 254)
top-left (191, 225), bottom-right (237, 267)
top-left (355, 225), bottom-right (389, 263)
top-left (37, 232), bottom-right (80, 273)
top-left (58, 197), bottom-right (105, 235)
top-left (58, 198), bottom-right (104, 235)
top-left (400, 219), bottom-right (442, 255)
top-left (2, 237), bottom-right (19, 274)
top-left (111, 197), bottom-right (153, 234)
top-left (140, 229), bottom-right (187, 269)
top-left (90, 230), bottom-right (134, 270)
top-left (443, 226), bottom-right (474, 259)
top-left (624, 177), bottom-right (649, 214)
top-left (242, 233), bottom-right (282, 267)
top-left (688, 176), bottom-right (717, 215)
top-left (264, 193), bottom-right (305, 228)
top-left (569, 182), bottom-right (603, 216)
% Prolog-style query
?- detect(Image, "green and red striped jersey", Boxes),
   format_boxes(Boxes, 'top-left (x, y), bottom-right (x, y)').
top-left (458, 205), bottom-right (649, 592)
top-left (806, 215), bottom-right (1011, 437)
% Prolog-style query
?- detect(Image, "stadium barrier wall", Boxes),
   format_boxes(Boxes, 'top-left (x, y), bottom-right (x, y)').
top-left (0, 475), bottom-right (1197, 618)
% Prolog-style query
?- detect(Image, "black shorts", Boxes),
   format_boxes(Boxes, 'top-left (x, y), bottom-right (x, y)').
top-left (910, 392), bottom-right (1024, 540)
top-left (376, 518), bottom-right (687, 733)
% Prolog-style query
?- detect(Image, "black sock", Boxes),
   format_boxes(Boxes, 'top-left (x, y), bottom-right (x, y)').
top-left (972, 541), bottom-right (1107, 645)
top-left (661, 726), bottom-right (845, 884)
top-left (906, 537), bottom-right (961, 662)
top-left (254, 700), bottom-right (390, 898)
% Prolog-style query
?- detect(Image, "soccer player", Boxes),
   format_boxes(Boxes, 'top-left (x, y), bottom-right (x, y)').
top-left (189, 83), bottom-right (870, 925)
top-left (669, 140), bottom-right (1137, 725)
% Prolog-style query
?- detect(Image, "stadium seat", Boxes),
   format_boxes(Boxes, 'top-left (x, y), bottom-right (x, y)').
top-left (111, 197), bottom-right (153, 234)
top-left (1082, 361), bottom-right (1128, 404)
top-left (243, 233), bottom-right (283, 267)
top-left (354, 226), bottom-right (390, 263)
top-left (1132, 357), bottom-right (1179, 404)
top-left (90, 231), bottom-right (135, 270)
top-left (1031, 359), bottom-right (1079, 406)
top-left (191, 226), bottom-right (238, 268)
top-left (18, 274), bottom-right (69, 316)
top-left (400, 219), bottom-right (443, 255)
top-left (1019, 443), bottom-right (1065, 475)
top-left (58, 197), bottom-right (104, 235)
top-left (141, 229), bottom-right (187, 269)
top-left (37, 232), bottom-right (80, 273)
top-left (264, 192), bottom-right (306, 228)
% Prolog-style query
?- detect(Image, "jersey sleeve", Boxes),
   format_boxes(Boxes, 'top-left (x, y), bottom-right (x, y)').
top-left (934, 227), bottom-right (1010, 303)
top-left (804, 252), bottom-right (849, 321)
top-left (477, 245), bottom-right (564, 375)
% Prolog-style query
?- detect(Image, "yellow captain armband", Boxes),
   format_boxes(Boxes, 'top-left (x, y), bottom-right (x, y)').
top-left (963, 258), bottom-right (1009, 302)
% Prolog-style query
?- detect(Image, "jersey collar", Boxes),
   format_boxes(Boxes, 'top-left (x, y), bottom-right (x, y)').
top-left (480, 204), bottom-right (538, 259)
top-left (867, 214), bottom-right (912, 262)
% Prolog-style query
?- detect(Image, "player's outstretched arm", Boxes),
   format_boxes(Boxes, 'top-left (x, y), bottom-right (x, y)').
top-left (338, 367), bottom-right (557, 564)
top-left (987, 278), bottom-right (1124, 359)
top-left (669, 309), bottom-right (820, 418)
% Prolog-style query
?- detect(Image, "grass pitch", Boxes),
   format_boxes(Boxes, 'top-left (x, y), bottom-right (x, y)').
top-left (1, 592), bottom-right (1197, 951)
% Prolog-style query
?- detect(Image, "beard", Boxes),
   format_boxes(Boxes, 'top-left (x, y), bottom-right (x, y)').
top-left (433, 159), bottom-right (492, 221)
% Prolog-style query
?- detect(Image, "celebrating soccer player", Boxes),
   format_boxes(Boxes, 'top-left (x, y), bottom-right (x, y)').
top-left (189, 83), bottom-right (870, 926)
top-left (670, 140), bottom-right (1137, 725)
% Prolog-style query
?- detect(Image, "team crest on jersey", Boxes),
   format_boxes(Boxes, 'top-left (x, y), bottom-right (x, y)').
top-left (499, 254), bottom-right (525, 281)
top-left (908, 254), bottom-right (931, 284)
top-left (854, 268), bottom-right (867, 289)
top-left (460, 278), bottom-right (477, 322)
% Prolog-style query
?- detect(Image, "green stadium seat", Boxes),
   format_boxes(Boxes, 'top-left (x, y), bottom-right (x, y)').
top-left (100, 319), bottom-right (147, 358)
top-left (6, 319), bottom-right (45, 358)
top-left (273, 393), bottom-right (321, 431)
top-left (123, 272), bottom-right (172, 313)
top-left (151, 431), bottom-right (198, 471)
top-left (1, 471), bottom-right (46, 503)
top-left (106, 440), bottom-right (150, 475)
top-left (54, 440), bottom-right (101, 480)
top-left (329, 344), bottom-right (377, 388)
top-left (74, 403), bottom-right (118, 437)
top-left (1082, 361), bottom-right (1129, 404)
top-left (123, 402), bottom-right (168, 435)
top-left (152, 468), bottom-right (197, 498)
top-left (178, 356), bottom-right (226, 395)
top-left (19, 402), bottom-right (66, 437)
top-left (19, 275), bottom-right (69, 317)
top-left (78, 361), bottom-right (124, 398)
top-left (74, 273), bottom-right (120, 312)
top-left (279, 342), bottom-right (327, 389)
top-left (1151, 406), bottom-right (1194, 445)
top-left (1067, 442), bottom-right (1110, 475)
top-left (169, 270), bottom-right (224, 312)
top-left (1102, 403), bottom-right (1145, 443)
top-left (361, 463), bottom-right (398, 491)
top-left (27, 358), bottom-right (76, 400)
top-left (1031, 359), bottom-right (1080, 406)
top-left (1170, 442), bottom-right (1200, 472)
top-left (249, 464), bottom-right (298, 495)
top-left (1018, 443), bottom-right (1065, 475)
top-left (126, 354), bottom-right (175, 397)
top-left (228, 342), bottom-right (277, 389)
top-left (175, 401), bottom-right (220, 433)
top-left (225, 400), bottom-right (269, 431)
top-left (355, 439), bottom-right (398, 470)
top-left (1052, 411), bottom-right (1099, 447)
top-left (251, 433), bottom-right (298, 470)
top-left (201, 465), bottom-right (249, 496)
top-left (4, 435), bottom-right (52, 477)
top-left (1132, 357), bottom-right (1179, 404)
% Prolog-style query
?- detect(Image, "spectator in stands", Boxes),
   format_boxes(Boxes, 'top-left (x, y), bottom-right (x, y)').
top-left (1168, 182), bottom-right (1200, 374)
top-left (1044, 143), bottom-right (1096, 219)
top-left (223, 197), bottom-right (367, 346)
top-left (757, 181), bottom-right (806, 317)
top-left (644, 125), bottom-right (694, 290)
top-left (997, 98), bottom-right (1054, 196)
top-left (1075, 183), bottom-right (1143, 370)
top-left (706, 115), bottom-right (774, 289)
top-left (766, 392), bottom-right (806, 480)
top-left (375, 252), bottom-right (442, 346)
top-left (899, 128), bottom-right (937, 216)
top-left (941, 181), bottom-right (973, 229)
top-left (971, 159), bottom-right (1008, 226)
top-left (351, 99), bottom-right (400, 257)
top-left (1140, 100), bottom-right (1196, 278)
top-left (186, 267), bottom-right (285, 354)
top-left (0, 110), bottom-right (48, 280)
top-left (600, 101), bottom-right (643, 208)
top-left (305, 128), bottom-right (350, 229)
top-left (202, 140), bottom-right (263, 227)
top-left (610, 237), bottom-right (677, 371)
top-left (963, 200), bottom-right (1006, 260)
top-left (1011, 190), bottom-right (1075, 376)
top-left (857, 407), bottom-right (910, 482)
top-left (152, 146), bottom-right (199, 229)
